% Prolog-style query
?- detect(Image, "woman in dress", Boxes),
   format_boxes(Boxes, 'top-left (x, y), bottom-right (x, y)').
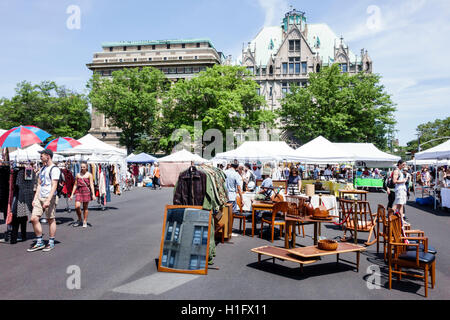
top-left (70, 162), bottom-right (96, 228)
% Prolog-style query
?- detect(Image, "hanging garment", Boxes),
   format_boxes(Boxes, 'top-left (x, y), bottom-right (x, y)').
top-left (173, 166), bottom-right (207, 206)
top-left (105, 169), bottom-right (111, 203)
top-left (15, 168), bottom-right (36, 217)
top-left (61, 169), bottom-right (75, 197)
top-left (0, 166), bottom-right (10, 219)
top-left (6, 167), bottom-right (14, 225)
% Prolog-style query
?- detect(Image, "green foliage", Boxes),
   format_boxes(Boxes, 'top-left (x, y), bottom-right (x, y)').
top-left (159, 65), bottom-right (275, 153)
top-left (406, 117), bottom-right (450, 153)
top-left (278, 64), bottom-right (397, 150)
top-left (87, 67), bottom-right (169, 154)
top-left (0, 81), bottom-right (90, 141)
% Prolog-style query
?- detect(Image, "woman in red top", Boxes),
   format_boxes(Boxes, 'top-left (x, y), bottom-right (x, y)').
top-left (70, 162), bottom-right (96, 228)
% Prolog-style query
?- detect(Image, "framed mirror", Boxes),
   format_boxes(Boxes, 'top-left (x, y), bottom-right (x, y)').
top-left (158, 205), bottom-right (212, 275)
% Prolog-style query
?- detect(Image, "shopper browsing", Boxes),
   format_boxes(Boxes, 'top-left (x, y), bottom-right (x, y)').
top-left (27, 149), bottom-right (60, 252)
top-left (69, 162), bottom-right (96, 228)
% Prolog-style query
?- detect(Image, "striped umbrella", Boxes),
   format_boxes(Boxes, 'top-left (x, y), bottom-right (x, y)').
top-left (45, 137), bottom-right (81, 152)
top-left (0, 125), bottom-right (51, 148)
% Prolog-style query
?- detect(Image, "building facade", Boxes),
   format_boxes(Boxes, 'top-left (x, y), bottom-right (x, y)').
top-left (241, 9), bottom-right (373, 112)
top-left (87, 39), bottom-right (225, 147)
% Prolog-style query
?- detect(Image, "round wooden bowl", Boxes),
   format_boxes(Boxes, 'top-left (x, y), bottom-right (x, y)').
top-left (318, 239), bottom-right (338, 251)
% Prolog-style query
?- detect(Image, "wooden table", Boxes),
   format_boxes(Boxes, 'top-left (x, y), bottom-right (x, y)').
top-left (251, 201), bottom-right (275, 237)
top-left (288, 242), bottom-right (366, 272)
top-left (251, 246), bottom-right (320, 273)
top-left (284, 215), bottom-right (334, 248)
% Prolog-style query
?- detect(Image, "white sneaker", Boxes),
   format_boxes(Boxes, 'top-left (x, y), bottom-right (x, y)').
top-left (83, 222), bottom-right (87, 228)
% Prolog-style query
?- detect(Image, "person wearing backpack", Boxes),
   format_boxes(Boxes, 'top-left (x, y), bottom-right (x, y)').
top-left (27, 149), bottom-right (60, 252)
top-left (384, 169), bottom-right (396, 209)
top-left (69, 162), bottom-right (96, 228)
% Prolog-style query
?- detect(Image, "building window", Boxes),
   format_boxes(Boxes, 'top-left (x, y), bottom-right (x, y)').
top-left (148, 57), bottom-right (152, 61)
top-left (166, 222), bottom-right (174, 241)
top-left (282, 82), bottom-right (288, 97)
top-left (152, 45), bottom-right (156, 50)
top-left (194, 56), bottom-right (198, 60)
top-left (256, 88), bottom-right (260, 95)
top-left (161, 249), bottom-right (169, 267)
top-left (123, 46), bottom-right (127, 51)
top-left (289, 40), bottom-right (300, 51)
top-left (269, 86), bottom-right (273, 97)
top-left (119, 59), bottom-right (123, 62)
top-left (341, 64), bottom-right (348, 73)
top-left (247, 66), bottom-right (254, 74)
top-left (193, 67), bottom-right (200, 73)
top-left (173, 225), bottom-right (181, 242)
top-left (193, 226), bottom-right (202, 245)
top-left (179, 56), bottom-right (183, 60)
top-left (164, 57), bottom-right (167, 61)
top-left (282, 63), bottom-right (288, 74)
top-left (167, 44), bottom-right (170, 49)
top-left (177, 67), bottom-right (185, 74)
top-left (109, 47), bottom-right (113, 52)
top-left (133, 58), bottom-right (137, 62)
top-left (269, 65), bottom-right (273, 75)
top-left (137, 46), bottom-right (141, 51)
top-left (185, 67), bottom-right (193, 73)
top-left (302, 62), bottom-right (307, 74)
top-left (169, 251), bottom-right (176, 268)
top-left (196, 43), bottom-right (200, 48)
top-left (289, 59), bottom-right (294, 74)
top-left (200, 66), bottom-right (206, 72)
top-left (182, 43), bottom-right (185, 48)
top-left (169, 67), bottom-right (176, 74)
top-left (104, 59), bottom-right (108, 63)
top-left (262, 68), bottom-right (266, 76)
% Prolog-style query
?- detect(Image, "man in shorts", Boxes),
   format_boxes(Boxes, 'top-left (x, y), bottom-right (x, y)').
top-left (27, 149), bottom-right (60, 252)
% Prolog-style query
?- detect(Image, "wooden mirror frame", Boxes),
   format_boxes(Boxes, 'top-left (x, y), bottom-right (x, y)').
top-left (158, 205), bottom-right (212, 275)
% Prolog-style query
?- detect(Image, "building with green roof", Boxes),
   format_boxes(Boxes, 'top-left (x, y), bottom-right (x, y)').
top-left (240, 8), bottom-right (372, 112)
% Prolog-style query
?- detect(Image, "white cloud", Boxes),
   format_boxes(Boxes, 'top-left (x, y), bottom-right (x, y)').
top-left (331, 0), bottom-right (450, 145)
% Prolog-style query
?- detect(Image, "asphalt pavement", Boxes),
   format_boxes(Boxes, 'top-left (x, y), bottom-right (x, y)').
top-left (0, 187), bottom-right (449, 300)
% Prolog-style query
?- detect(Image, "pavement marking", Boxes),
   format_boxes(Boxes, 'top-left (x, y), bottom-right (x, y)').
top-left (112, 272), bottom-right (200, 295)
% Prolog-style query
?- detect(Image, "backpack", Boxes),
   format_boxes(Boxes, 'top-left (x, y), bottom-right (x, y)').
top-left (49, 166), bottom-right (65, 197)
top-left (383, 172), bottom-right (395, 190)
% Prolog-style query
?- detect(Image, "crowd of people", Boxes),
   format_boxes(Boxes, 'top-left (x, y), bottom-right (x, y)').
top-left (127, 162), bottom-right (161, 190)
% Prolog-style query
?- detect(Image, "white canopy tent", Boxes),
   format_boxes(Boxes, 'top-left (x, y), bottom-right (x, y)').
top-left (9, 144), bottom-right (65, 162)
top-left (57, 134), bottom-right (127, 156)
top-left (414, 140), bottom-right (450, 210)
top-left (158, 149), bottom-right (208, 187)
top-left (334, 143), bottom-right (400, 167)
top-left (294, 136), bottom-right (354, 163)
top-left (158, 149), bottom-right (208, 163)
top-left (213, 141), bottom-right (301, 162)
top-left (415, 139), bottom-right (450, 160)
top-left (407, 159), bottom-right (450, 166)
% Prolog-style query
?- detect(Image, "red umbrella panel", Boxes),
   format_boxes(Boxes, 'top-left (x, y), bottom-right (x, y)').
top-left (0, 125), bottom-right (51, 149)
top-left (45, 137), bottom-right (81, 152)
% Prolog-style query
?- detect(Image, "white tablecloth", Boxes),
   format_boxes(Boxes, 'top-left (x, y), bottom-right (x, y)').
top-left (309, 195), bottom-right (338, 218)
top-left (442, 188), bottom-right (450, 209)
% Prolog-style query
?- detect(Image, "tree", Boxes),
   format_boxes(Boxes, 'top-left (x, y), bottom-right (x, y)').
top-left (406, 117), bottom-right (450, 153)
top-left (87, 67), bottom-right (169, 154)
top-left (278, 64), bottom-right (396, 150)
top-left (0, 81), bottom-right (90, 140)
top-left (159, 65), bottom-right (275, 153)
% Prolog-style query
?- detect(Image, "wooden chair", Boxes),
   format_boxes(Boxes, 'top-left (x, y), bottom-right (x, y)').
top-left (234, 194), bottom-right (252, 236)
top-left (377, 205), bottom-right (390, 261)
top-left (388, 213), bottom-right (436, 297)
top-left (342, 200), bottom-right (377, 246)
top-left (260, 201), bottom-right (287, 242)
top-left (284, 196), bottom-right (306, 237)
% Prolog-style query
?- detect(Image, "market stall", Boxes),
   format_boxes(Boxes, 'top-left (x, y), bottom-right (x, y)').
top-left (415, 139), bottom-right (450, 209)
top-left (158, 149), bottom-right (209, 187)
top-left (9, 143), bottom-right (65, 162)
top-left (126, 152), bottom-right (157, 163)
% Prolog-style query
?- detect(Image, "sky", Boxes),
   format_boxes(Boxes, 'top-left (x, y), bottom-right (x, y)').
top-left (0, 0), bottom-right (449, 146)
